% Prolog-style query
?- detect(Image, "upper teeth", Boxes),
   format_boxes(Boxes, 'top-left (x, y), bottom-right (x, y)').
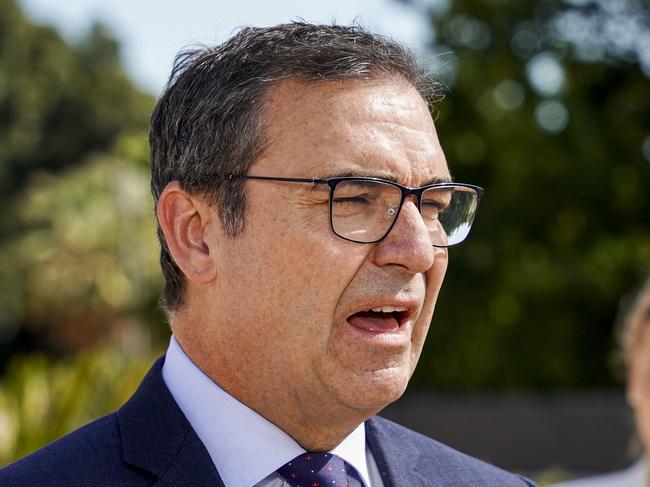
top-left (368, 306), bottom-right (407, 313)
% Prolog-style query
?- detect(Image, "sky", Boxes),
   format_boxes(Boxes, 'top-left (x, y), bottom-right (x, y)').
top-left (18, 0), bottom-right (438, 95)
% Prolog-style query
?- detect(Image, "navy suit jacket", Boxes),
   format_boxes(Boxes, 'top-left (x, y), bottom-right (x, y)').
top-left (0, 358), bottom-right (536, 486)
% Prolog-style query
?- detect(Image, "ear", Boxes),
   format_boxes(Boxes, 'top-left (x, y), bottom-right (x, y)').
top-left (156, 181), bottom-right (218, 284)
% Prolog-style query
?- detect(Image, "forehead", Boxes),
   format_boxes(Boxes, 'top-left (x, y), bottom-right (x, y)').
top-left (256, 77), bottom-right (450, 186)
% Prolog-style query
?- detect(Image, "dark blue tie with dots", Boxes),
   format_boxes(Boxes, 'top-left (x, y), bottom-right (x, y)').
top-left (277, 452), bottom-right (357, 487)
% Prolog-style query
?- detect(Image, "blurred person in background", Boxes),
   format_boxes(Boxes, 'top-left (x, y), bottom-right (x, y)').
top-left (553, 275), bottom-right (650, 487)
top-left (0, 23), bottom-right (535, 486)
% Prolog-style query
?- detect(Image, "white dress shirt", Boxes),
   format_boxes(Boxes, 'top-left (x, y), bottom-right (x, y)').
top-left (162, 335), bottom-right (384, 487)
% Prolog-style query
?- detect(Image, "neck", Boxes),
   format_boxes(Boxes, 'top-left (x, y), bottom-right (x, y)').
top-left (171, 318), bottom-right (377, 451)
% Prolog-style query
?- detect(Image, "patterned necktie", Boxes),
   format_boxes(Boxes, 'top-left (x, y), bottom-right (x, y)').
top-left (277, 452), bottom-right (356, 487)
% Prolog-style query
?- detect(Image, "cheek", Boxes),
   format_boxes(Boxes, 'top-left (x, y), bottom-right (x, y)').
top-left (246, 225), bottom-right (368, 323)
top-left (410, 250), bottom-right (448, 356)
top-left (430, 248), bottom-right (449, 280)
top-left (423, 249), bottom-right (449, 307)
top-left (228, 192), bottom-right (370, 335)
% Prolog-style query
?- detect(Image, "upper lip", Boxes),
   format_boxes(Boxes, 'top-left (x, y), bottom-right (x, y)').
top-left (344, 299), bottom-right (420, 327)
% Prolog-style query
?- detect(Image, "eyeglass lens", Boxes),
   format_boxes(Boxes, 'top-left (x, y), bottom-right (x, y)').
top-left (330, 180), bottom-right (478, 246)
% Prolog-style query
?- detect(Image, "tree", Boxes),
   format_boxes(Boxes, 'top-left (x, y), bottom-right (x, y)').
top-left (0, 0), bottom-right (158, 364)
top-left (0, 0), bottom-right (153, 217)
top-left (0, 135), bottom-right (164, 353)
top-left (402, 0), bottom-right (650, 388)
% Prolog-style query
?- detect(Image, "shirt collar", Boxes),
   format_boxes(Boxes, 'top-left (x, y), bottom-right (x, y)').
top-left (162, 335), bottom-right (371, 487)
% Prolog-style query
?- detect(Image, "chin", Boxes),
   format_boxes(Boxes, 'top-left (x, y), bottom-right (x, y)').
top-left (337, 366), bottom-right (412, 412)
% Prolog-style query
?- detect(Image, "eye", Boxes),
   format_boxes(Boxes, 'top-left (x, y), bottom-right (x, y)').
top-left (422, 189), bottom-right (451, 209)
top-left (421, 194), bottom-right (451, 222)
top-left (422, 198), bottom-right (444, 209)
top-left (332, 194), bottom-right (373, 206)
top-left (331, 180), bottom-right (399, 216)
top-left (422, 199), bottom-right (447, 212)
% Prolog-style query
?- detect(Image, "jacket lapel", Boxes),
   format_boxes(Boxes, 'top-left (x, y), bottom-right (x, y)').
top-left (365, 416), bottom-right (430, 487)
top-left (118, 357), bottom-right (225, 487)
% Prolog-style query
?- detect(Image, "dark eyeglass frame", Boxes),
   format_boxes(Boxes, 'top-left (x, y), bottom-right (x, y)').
top-left (227, 174), bottom-right (484, 247)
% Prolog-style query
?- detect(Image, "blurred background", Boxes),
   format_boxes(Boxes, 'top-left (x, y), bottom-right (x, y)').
top-left (0, 0), bottom-right (648, 483)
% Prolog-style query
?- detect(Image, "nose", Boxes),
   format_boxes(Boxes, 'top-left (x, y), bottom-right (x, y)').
top-left (371, 197), bottom-right (436, 273)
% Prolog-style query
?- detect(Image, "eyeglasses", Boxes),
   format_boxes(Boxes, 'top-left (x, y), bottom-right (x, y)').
top-left (227, 175), bottom-right (484, 247)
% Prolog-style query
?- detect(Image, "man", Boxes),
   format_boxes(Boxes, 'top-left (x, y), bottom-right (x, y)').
top-left (0, 23), bottom-right (535, 486)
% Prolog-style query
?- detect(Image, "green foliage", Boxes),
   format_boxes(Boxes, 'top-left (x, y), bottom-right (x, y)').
top-left (0, 0), bottom-right (161, 356)
top-left (409, 0), bottom-right (650, 389)
top-left (0, 134), bottom-right (164, 350)
top-left (0, 0), bottom-right (153, 200)
top-left (0, 347), bottom-right (157, 465)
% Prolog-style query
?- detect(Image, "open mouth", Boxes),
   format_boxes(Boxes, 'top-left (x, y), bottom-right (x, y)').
top-left (347, 306), bottom-right (409, 333)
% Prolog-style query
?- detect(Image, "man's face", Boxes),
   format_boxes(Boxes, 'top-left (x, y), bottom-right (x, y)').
top-left (203, 77), bottom-right (450, 424)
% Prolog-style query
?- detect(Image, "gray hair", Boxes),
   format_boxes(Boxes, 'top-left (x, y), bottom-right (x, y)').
top-left (150, 22), bottom-right (439, 311)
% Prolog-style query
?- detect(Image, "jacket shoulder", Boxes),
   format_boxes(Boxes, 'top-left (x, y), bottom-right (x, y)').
top-left (0, 412), bottom-right (153, 487)
top-left (368, 416), bottom-right (537, 486)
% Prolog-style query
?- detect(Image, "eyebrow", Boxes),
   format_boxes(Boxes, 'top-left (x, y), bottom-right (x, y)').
top-left (315, 169), bottom-right (454, 186)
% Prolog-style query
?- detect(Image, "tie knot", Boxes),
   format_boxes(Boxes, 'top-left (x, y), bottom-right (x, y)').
top-left (277, 452), bottom-right (352, 487)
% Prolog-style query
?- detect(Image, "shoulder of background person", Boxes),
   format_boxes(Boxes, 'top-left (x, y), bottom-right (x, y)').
top-left (550, 459), bottom-right (646, 487)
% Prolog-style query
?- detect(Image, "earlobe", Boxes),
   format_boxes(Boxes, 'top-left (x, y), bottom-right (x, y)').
top-left (156, 181), bottom-right (218, 284)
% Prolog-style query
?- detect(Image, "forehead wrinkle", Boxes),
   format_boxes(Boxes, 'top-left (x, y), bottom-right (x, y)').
top-left (344, 98), bottom-right (445, 179)
top-left (308, 118), bottom-right (449, 186)
top-left (256, 76), bottom-right (449, 186)
top-left (352, 120), bottom-right (438, 152)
